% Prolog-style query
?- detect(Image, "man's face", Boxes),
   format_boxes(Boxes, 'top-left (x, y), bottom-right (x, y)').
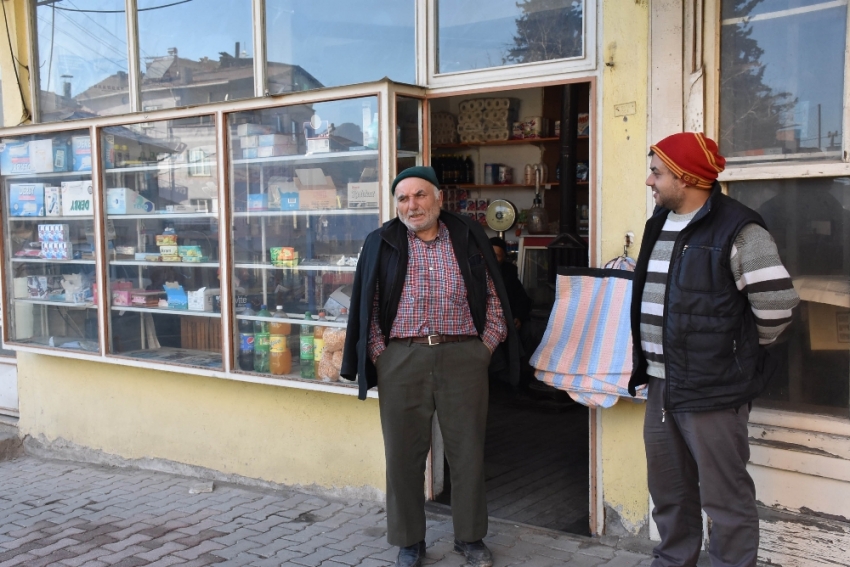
top-left (395, 177), bottom-right (442, 236)
top-left (646, 154), bottom-right (687, 212)
top-left (492, 245), bottom-right (506, 264)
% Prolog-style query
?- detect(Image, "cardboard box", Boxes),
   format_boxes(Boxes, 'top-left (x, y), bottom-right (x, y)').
top-left (177, 245), bottom-right (203, 258)
top-left (164, 282), bottom-right (188, 309)
top-left (268, 177), bottom-right (298, 210)
top-left (258, 134), bottom-right (291, 147)
top-left (107, 188), bottom-right (155, 215)
top-left (240, 135), bottom-right (259, 149)
top-left (347, 182), bottom-right (378, 209)
top-left (247, 194), bottom-right (268, 211)
top-left (155, 234), bottom-right (178, 246)
top-left (131, 290), bottom-right (165, 307)
top-left (161, 254), bottom-right (181, 262)
top-left (112, 287), bottom-right (137, 306)
top-left (236, 123), bottom-right (271, 136)
top-left (60, 180), bottom-right (94, 216)
top-left (72, 136), bottom-right (92, 171)
top-left (45, 186), bottom-right (61, 216)
top-left (242, 148), bottom-right (258, 159)
top-left (27, 275), bottom-right (63, 299)
top-left (294, 168), bottom-right (337, 210)
top-left (257, 144), bottom-right (297, 158)
top-left (9, 183), bottom-right (45, 217)
top-left (40, 242), bottom-right (74, 259)
top-left (807, 302), bottom-right (850, 351)
top-left (159, 245), bottom-right (178, 256)
top-left (37, 224), bottom-right (70, 242)
top-left (0, 139), bottom-right (70, 175)
top-left (188, 287), bottom-right (219, 312)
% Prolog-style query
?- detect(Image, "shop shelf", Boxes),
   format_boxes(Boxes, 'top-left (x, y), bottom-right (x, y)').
top-left (236, 313), bottom-right (346, 328)
top-left (234, 262), bottom-right (356, 272)
top-left (433, 136), bottom-right (588, 149)
top-left (13, 297), bottom-right (95, 309)
top-left (107, 212), bottom-right (218, 220)
top-left (110, 305), bottom-right (222, 318)
top-left (11, 258), bottom-right (96, 265)
top-left (0, 170), bottom-right (91, 180)
top-left (104, 161), bottom-right (215, 174)
top-left (231, 149), bottom-right (379, 166)
top-left (110, 260), bottom-right (219, 268)
top-left (6, 216), bottom-right (93, 222)
top-left (232, 209), bottom-right (378, 218)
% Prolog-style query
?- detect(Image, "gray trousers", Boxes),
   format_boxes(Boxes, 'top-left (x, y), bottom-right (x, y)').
top-left (376, 338), bottom-right (491, 547)
top-left (644, 377), bottom-right (759, 567)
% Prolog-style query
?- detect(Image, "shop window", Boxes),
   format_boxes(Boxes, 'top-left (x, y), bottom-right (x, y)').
top-left (138, 0), bottom-right (255, 109)
top-left (265, 0), bottom-right (415, 94)
top-left (435, 0), bottom-right (584, 75)
top-left (719, 0), bottom-right (847, 164)
top-left (35, 0), bottom-right (131, 121)
top-left (729, 178), bottom-right (850, 419)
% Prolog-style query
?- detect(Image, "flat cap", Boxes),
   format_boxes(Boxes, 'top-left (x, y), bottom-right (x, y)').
top-left (391, 166), bottom-right (440, 195)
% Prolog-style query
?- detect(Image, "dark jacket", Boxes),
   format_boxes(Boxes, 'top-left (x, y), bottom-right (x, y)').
top-left (628, 183), bottom-right (773, 412)
top-left (499, 262), bottom-right (532, 323)
top-left (342, 210), bottom-right (520, 400)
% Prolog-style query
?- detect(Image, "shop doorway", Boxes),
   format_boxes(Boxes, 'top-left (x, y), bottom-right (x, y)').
top-left (426, 82), bottom-right (592, 535)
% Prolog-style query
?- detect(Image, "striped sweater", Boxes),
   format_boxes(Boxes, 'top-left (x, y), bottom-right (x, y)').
top-left (640, 211), bottom-right (800, 379)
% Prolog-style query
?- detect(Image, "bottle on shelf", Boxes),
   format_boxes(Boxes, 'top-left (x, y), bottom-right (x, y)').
top-left (313, 311), bottom-right (326, 378)
top-left (464, 156), bottom-right (474, 184)
top-left (300, 312), bottom-right (315, 378)
top-left (527, 193), bottom-right (549, 235)
top-left (253, 304), bottom-right (271, 373)
top-left (238, 305), bottom-right (255, 371)
top-left (269, 306), bottom-right (292, 376)
top-left (337, 307), bottom-right (349, 325)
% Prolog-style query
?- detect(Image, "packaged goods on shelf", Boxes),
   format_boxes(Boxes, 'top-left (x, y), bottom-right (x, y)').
top-left (258, 134), bottom-right (293, 147)
top-left (27, 275), bottom-right (63, 299)
top-left (455, 98), bottom-right (518, 144)
top-left (131, 290), bottom-right (165, 307)
top-left (181, 256), bottom-right (208, 263)
top-left (347, 182), bottom-right (378, 209)
top-left (514, 117), bottom-right (550, 139)
top-left (71, 136), bottom-right (94, 171)
top-left (240, 135), bottom-right (259, 149)
top-left (431, 112), bottom-right (459, 145)
top-left (247, 194), bottom-right (268, 211)
top-left (257, 144), bottom-right (297, 158)
top-left (578, 113), bottom-right (590, 136)
top-left (236, 123), bottom-right (272, 137)
top-left (188, 287), bottom-right (219, 312)
top-left (178, 245), bottom-right (203, 258)
top-left (37, 223), bottom-right (70, 242)
top-left (111, 282), bottom-right (135, 306)
top-left (323, 285), bottom-right (352, 318)
top-left (165, 204), bottom-right (195, 213)
top-left (145, 254), bottom-right (162, 262)
top-left (9, 183), bottom-right (45, 216)
top-left (268, 177), bottom-right (299, 210)
top-left (45, 186), bottom-right (61, 216)
top-left (294, 168), bottom-right (337, 209)
top-left (115, 246), bottom-right (135, 256)
top-left (159, 245), bottom-right (178, 255)
top-left (1, 139), bottom-right (71, 175)
top-left (270, 247), bottom-right (296, 265)
top-left (161, 255), bottom-right (181, 262)
top-left (555, 120), bottom-right (561, 137)
top-left (61, 273), bottom-right (93, 303)
top-left (164, 282), bottom-right (188, 309)
top-left (107, 188), bottom-right (155, 215)
top-left (155, 234), bottom-right (178, 246)
top-left (60, 180), bottom-right (93, 216)
top-left (242, 148), bottom-right (258, 159)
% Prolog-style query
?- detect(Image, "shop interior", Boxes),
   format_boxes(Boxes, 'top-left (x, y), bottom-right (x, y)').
top-left (426, 83), bottom-right (593, 534)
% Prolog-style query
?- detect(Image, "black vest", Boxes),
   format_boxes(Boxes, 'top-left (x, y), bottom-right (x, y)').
top-left (628, 184), bottom-right (772, 412)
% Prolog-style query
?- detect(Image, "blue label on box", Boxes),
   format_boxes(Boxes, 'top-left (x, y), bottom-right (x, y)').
top-left (9, 183), bottom-right (45, 216)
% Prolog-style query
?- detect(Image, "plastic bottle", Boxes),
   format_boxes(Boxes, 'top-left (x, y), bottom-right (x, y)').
top-left (269, 306), bottom-right (292, 375)
top-left (464, 156), bottom-right (474, 184)
top-left (253, 304), bottom-right (271, 373)
top-left (238, 305), bottom-right (255, 371)
top-left (300, 312), bottom-right (315, 378)
top-left (313, 311), bottom-right (326, 378)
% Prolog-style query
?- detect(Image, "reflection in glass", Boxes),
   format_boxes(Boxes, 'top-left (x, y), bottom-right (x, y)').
top-left (396, 97), bottom-right (421, 154)
top-left (437, 0), bottom-right (583, 74)
top-left (1, 130), bottom-right (99, 351)
top-left (102, 117), bottom-right (222, 369)
top-left (720, 0), bottom-right (846, 162)
top-left (730, 178), bottom-right (850, 418)
top-left (36, 0), bottom-right (129, 121)
top-left (228, 97), bottom-right (380, 379)
top-left (138, 0), bottom-right (254, 108)
top-left (265, 0), bottom-right (414, 94)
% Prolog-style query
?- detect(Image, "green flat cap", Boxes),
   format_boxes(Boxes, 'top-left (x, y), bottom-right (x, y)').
top-left (391, 166), bottom-right (440, 195)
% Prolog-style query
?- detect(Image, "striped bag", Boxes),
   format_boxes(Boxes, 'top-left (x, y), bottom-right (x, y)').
top-left (530, 267), bottom-right (647, 408)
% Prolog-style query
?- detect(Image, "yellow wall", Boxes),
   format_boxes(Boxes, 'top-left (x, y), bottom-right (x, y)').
top-left (17, 353), bottom-right (386, 495)
top-left (598, 0), bottom-right (650, 535)
top-left (0, 0), bottom-right (32, 126)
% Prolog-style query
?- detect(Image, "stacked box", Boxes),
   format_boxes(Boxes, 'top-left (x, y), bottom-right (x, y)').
top-left (60, 180), bottom-right (93, 216)
top-left (9, 183), bottom-right (45, 216)
top-left (0, 139), bottom-right (70, 175)
top-left (37, 224), bottom-right (70, 242)
top-left (27, 275), bottom-right (63, 299)
top-left (41, 242), bottom-right (73, 259)
top-left (107, 188), bottom-right (155, 214)
top-left (188, 287), bottom-right (219, 312)
top-left (237, 123), bottom-right (271, 136)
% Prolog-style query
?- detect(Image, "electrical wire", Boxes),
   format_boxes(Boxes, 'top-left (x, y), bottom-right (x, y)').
top-left (1, 0), bottom-right (32, 123)
top-left (52, 0), bottom-right (194, 14)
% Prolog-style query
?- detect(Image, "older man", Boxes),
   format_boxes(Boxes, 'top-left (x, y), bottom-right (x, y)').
top-left (342, 166), bottom-right (519, 567)
top-left (629, 133), bottom-right (799, 567)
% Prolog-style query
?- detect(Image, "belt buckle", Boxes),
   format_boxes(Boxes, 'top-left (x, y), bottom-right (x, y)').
top-left (426, 334), bottom-right (440, 346)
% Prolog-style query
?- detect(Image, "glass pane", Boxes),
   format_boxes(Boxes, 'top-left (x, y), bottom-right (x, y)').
top-left (729, 178), bottom-right (850, 418)
top-left (102, 117), bottom-right (222, 369)
top-left (436, 0), bottom-right (583, 74)
top-left (138, 0), bottom-right (254, 108)
top-left (521, 248), bottom-right (554, 310)
top-left (228, 97), bottom-right (380, 380)
top-left (720, 0), bottom-right (846, 163)
top-left (1, 130), bottom-right (99, 352)
top-left (35, 0), bottom-right (130, 121)
top-left (265, 0), bottom-right (414, 93)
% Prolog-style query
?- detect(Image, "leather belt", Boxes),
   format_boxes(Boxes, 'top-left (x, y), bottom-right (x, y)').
top-left (394, 334), bottom-right (478, 346)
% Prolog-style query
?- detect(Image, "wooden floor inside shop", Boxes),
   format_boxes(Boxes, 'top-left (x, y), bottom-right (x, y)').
top-left (435, 380), bottom-right (590, 536)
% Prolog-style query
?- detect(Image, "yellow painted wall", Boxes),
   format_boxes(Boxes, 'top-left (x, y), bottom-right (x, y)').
top-left (598, 0), bottom-right (650, 535)
top-left (17, 353), bottom-right (386, 495)
top-left (0, 0), bottom-right (32, 126)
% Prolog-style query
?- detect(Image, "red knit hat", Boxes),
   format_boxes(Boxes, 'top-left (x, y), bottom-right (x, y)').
top-left (650, 132), bottom-right (725, 190)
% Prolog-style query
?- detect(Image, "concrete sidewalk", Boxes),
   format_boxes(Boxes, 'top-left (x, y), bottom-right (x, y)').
top-left (0, 451), bottom-right (659, 567)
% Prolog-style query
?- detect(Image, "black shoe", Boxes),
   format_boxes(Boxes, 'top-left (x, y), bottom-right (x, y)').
top-left (396, 540), bottom-right (425, 567)
top-left (453, 539), bottom-right (493, 567)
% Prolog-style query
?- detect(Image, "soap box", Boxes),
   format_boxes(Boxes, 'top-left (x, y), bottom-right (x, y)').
top-left (107, 188), bottom-right (155, 215)
top-left (8, 183), bottom-right (45, 217)
top-left (188, 287), bottom-right (219, 312)
top-left (60, 180), bottom-right (94, 216)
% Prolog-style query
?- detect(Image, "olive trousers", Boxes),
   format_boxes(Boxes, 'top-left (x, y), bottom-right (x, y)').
top-left (376, 338), bottom-right (491, 547)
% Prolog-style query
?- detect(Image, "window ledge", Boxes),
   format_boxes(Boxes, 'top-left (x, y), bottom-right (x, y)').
top-left (720, 161), bottom-right (850, 182)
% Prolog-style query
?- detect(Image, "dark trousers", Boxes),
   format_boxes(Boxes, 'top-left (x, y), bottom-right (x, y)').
top-left (376, 338), bottom-right (491, 547)
top-left (644, 377), bottom-right (759, 567)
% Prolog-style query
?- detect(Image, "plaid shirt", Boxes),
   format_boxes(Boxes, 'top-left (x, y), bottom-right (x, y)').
top-left (368, 222), bottom-right (507, 362)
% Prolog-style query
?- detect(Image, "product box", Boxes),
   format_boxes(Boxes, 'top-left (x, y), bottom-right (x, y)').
top-left (240, 135), bottom-right (259, 149)
top-left (517, 117), bottom-right (549, 139)
top-left (188, 287), bottom-right (219, 312)
top-left (60, 180), bottom-right (94, 216)
top-left (257, 134), bottom-right (291, 147)
top-left (107, 188), bottom-right (155, 215)
top-left (0, 139), bottom-right (70, 175)
top-left (27, 275), bottom-right (63, 299)
top-left (8, 183), bottom-right (45, 217)
top-left (257, 144), bottom-right (297, 158)
top-left (247, 193), bottom-right (268, 211)
top-left (237, 123), bottom-right (271, 136)
top-left (45, 186), bottom-right (61, 216)
top-left (268, 177), bottom-right (298, 210)
top-left (112, 287), bottom-right (138, 306)
top-left (294, 168), bottom-right (337, 210)
top-left (41, 242), bottom-right (73, 259)
top-left (37, 223), bottom-right (70, 242)
top-left (347, 182), bottom-right (378, 209)
top-left (242, 148), bottom-right (258, 159)
top-left (159, 245), bottom-right (178, 256)
top-left (164, 281), bottom-right (188, 309)
top-left (577, 113), bottom-right (590, 136)
top-left (181, 256), bottom-right (208, 263)
top-left (72, 136), bottom-right (92, 171)
top-left (177, 245), bottom-right (203, 258)
top-left (155, 234), bottom-right (178, 246)
top-left (131, 290), bottom-right (165, 307)
top-left (161, 254), bottom-right (181, 262)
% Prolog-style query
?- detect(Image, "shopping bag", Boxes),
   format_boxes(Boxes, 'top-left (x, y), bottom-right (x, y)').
top-left (530, 266), bottom-right (646, 408)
